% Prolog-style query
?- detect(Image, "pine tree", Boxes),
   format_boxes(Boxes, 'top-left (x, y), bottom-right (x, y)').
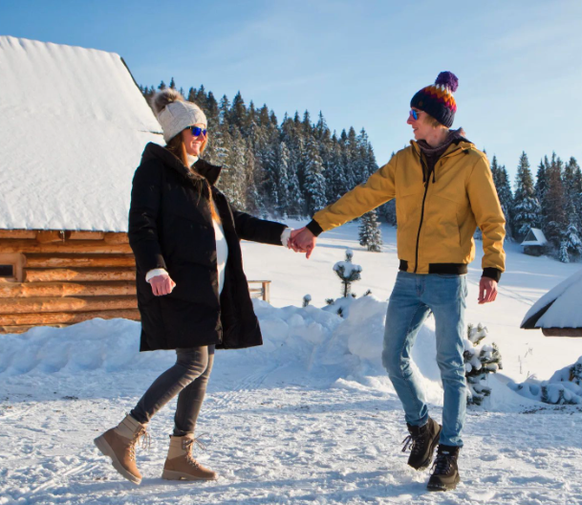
top-left (543, 153), bottom-right (567, 247)
top-left (535, 156), bottom-right (549, 205)
top-left (513, 152), bottom-right (540, 241)
top-left (562, 223), bottom-right (582, 260)
top-left (563, 157), bottom-right (582, 230)
top-left (491, 156), bottom-right (514, 239)
top-left (358, 211), bottom-right (383, 252)
top-left (230, 91), bottom-right (247, 132)
top-left (215, 128), bottom-right (246, 210)
top-left (276, 141), bottom-right (292, 217)
top-left (303, 138), bottom-right (327, 214)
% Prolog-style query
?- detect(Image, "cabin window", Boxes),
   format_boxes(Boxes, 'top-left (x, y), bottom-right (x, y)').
top-left (0, 265), bottom-right (14, 277)
top-left (0, 253), bottom-right (24, 282)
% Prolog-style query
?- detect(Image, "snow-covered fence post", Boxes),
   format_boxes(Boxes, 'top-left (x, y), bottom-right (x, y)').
top-left (464, 323), bottom-right (503, 405)
top-left (333, 249), bottom-right (362, 298)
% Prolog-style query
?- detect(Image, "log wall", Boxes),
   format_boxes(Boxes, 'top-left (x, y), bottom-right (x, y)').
top-left (0, 230), bottom-right (139, 333)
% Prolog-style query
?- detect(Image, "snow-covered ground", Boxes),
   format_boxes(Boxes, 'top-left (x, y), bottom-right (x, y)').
top-left (1, 222), bottom-right (581, 505)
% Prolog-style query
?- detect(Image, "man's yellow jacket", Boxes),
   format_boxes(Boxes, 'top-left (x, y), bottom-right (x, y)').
top-left (308, 140), bottom-right (506, 281)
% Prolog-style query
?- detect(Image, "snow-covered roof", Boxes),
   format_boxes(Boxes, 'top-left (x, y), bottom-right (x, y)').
top-left (0, 36), bottom-right (163, 232)
top-left (521, 268), bottom-right (582, 329)
top-left (521, 228), bottom-right (547, 246)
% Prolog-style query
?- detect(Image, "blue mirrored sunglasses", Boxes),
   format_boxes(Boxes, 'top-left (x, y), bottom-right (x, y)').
top-left (410, 109), bottom-right (420, 120)
top-left (189, 126), bottom-right (207, 137)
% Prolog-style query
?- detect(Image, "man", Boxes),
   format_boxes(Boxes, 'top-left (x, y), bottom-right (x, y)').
top-left (292, 72), bottom-right (505, 492)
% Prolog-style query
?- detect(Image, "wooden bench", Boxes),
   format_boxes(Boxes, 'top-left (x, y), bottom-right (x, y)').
top-left (248, 280), bottom-right (271, 302)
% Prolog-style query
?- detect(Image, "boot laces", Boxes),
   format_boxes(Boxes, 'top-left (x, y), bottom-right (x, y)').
top-left (128, 426), bottom-right (150, 461)
top-left (401, 429), bottom-right (426, 455)
top-left (183, 436), bottom-right (207, 468)
top-left (431, 451), bottom-right (453, 475)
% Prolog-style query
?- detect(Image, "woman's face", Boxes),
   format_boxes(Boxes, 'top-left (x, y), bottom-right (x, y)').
top-left (182, 123), bottom-right (208, 156)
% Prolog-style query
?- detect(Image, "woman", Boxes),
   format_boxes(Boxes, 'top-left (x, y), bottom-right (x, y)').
top-left (94, 89), bottom-right (294, 485)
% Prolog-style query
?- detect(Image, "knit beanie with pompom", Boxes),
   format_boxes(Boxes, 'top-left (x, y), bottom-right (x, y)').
top-left (151, 89), bottom-right (207, 143)
top-left (410, 72), bottom-right (459, 128)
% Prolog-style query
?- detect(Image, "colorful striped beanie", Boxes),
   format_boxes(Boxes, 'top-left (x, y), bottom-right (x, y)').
top-left (410, 72), bottom-right (458, 128)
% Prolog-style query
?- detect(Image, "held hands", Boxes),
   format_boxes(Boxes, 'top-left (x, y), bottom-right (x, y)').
top-left (149, 274), bottom-right (176, 296)
top-left (288, 227), bottom-right (317, 259)
top-left (478, 277), bottom-right (497, 304)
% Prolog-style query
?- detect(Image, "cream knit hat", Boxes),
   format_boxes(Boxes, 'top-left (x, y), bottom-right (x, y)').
top-left (151, 89), bottom-right (207, 143)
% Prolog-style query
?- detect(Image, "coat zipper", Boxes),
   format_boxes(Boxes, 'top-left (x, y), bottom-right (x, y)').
top-left (414, 152), bottom-right (431, 273)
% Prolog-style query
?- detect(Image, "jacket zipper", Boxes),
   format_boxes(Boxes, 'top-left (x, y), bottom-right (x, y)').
top-left (414, 152), bottom-right (431, 273)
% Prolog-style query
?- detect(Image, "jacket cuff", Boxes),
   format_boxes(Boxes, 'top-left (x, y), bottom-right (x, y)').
top-left (306, 219), bottom-right (323, 237)
top-left (482, 268), bottom-right (502, 283)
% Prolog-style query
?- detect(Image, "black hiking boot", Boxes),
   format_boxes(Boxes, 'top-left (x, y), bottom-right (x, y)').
top-left (427, 444), bottom-right (461, 492)
top-left (401, 417), bottom-right (441, 470)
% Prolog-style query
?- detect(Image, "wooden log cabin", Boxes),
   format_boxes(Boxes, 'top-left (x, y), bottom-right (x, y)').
top-left (0, 230), bottom-right (138, 333)
top-left (0, 37), bottom-right (160, 334)
top-left (0, 37), bottom-right (271, 335)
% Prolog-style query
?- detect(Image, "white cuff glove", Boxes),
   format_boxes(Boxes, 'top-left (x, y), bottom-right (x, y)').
top-left (146, 268), bottom-right (169, 283)
top-left (281, 228), bottom-right (293, 247)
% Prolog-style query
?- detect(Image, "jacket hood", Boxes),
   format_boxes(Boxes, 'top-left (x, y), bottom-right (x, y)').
top-left (141, 142), bottom-right (222, 186)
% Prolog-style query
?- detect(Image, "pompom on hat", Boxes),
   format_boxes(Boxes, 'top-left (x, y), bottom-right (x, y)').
top-left (151, 89), bottom-right (207, 143)
top-left (410, 71), bottom-right (458, 128)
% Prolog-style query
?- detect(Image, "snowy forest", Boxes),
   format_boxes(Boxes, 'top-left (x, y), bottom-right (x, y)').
top-left (141, 80), bottom-right (582, 263)
top-left (140, 79), bottom-right (379, 220)
top-left (490, 151), bottom-right (582, 262)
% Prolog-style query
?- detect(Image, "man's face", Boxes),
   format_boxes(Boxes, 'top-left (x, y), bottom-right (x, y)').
top-left (407, 108), bottom-right (432, 141)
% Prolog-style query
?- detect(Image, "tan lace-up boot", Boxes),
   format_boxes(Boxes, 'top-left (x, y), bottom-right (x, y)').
top-left (94, 414), bottom-right (149, 485)
top-left (162, 434), bottom-right (217, 481)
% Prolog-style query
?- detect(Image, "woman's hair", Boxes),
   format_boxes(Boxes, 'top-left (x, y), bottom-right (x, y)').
top-left (166, 134), bottom-right (221, 223)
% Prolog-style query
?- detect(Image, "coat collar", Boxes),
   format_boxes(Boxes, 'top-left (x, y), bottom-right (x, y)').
top-left (141, 142), bottom-right (222, 186)
top-left (410, 137), bottom-right (474, 159)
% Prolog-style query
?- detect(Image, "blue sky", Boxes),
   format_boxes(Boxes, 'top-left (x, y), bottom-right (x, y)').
top-left (2, 0), bottom-right (581, 184)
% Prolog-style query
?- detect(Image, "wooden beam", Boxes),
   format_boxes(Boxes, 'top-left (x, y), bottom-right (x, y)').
top-left (24, 268), bottom-right (136, 282)
top-left (0, 230), bottom-right (37, 239)
top-left (542, 328), bottom-right (582, 337)
top-left (0, 324), bottom-right (66, 334)
top-left (36, 230), bottom-right (68, 243)
top-left (0, 308), bottom-right (140, 326)
top-left (69, 231), bottom-right (105, 241)
top-left (25, 254), bottom-right (135, 268)
top-left (103, 232), bottom-right (129, 244)
top-left (0, 240), bottom-right (132, 254)
top-left (0, 296), bottom-right (137, 314)
top-left (0, 281), bottom-right (136, 298)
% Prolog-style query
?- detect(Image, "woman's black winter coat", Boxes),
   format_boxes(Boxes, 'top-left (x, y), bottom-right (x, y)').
top-left (128, 142), bottom-right (286, 352)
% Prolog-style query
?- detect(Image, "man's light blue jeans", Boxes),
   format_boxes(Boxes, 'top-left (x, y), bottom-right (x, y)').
top-left (382, 271), bottom-right (468, 447)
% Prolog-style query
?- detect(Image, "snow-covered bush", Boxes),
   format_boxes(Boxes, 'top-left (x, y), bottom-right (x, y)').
top-left (464, 323), bottom-right (503, 405)
top-left (333, 249), bottom-right (362, 298)
top-left (325, 249), bottom-right (375, 317)
top-left (510, 356), bottom-right (582, 405)
top-left (303, 294), bottom-right (312, 307)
